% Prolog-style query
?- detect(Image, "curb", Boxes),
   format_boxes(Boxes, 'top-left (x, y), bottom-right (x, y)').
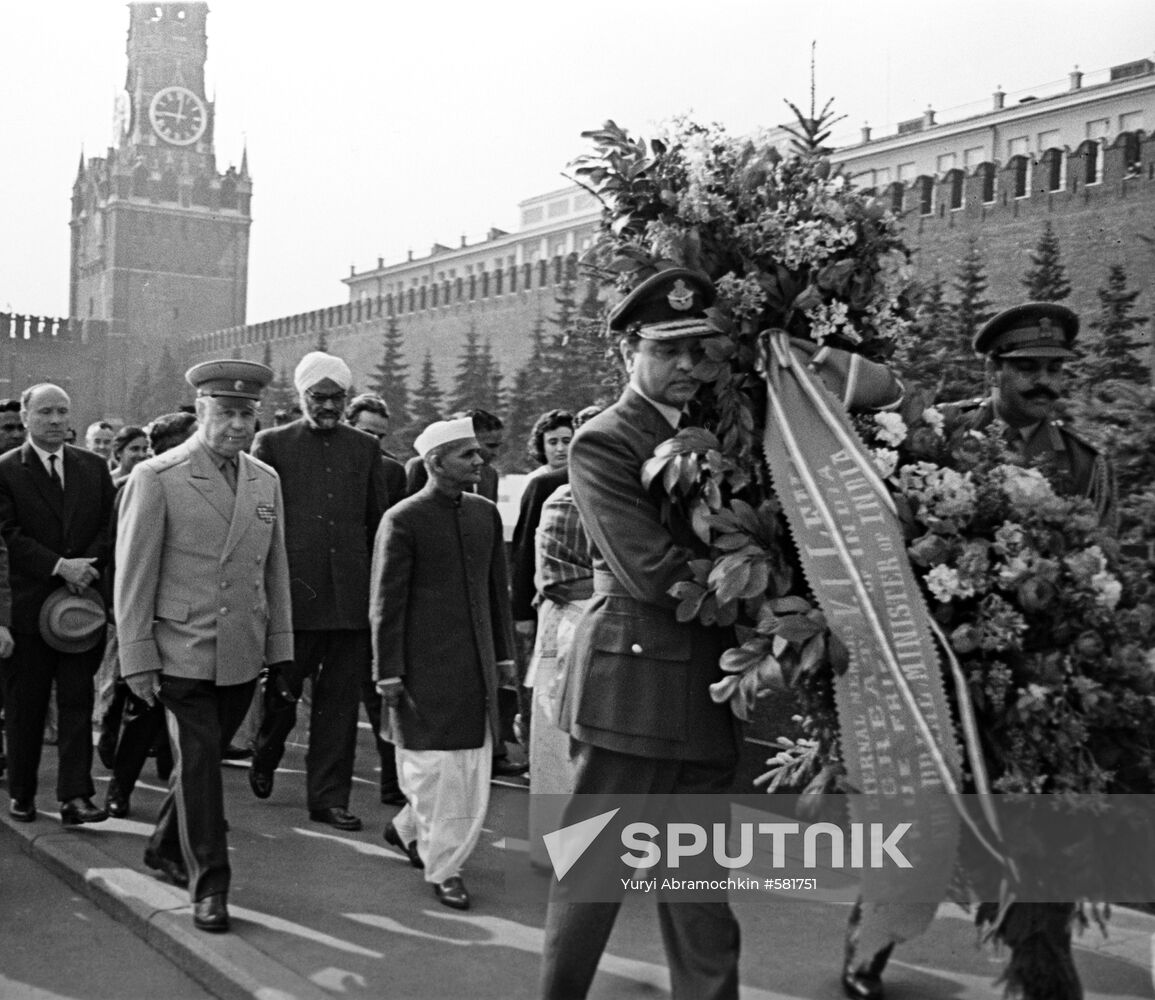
top-left (1, 817), bottom-right (330, 1000)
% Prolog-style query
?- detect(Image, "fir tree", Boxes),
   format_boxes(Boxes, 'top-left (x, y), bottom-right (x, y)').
top-left (1080, 264), bottom-right (1150, 384)
top-left (893, 274), bottom-right (951, 394)
top-left (449, 322), bottom-right (489, 412)
top-left (407, 350), bottom-right (443, 439)
top-left (500, 367), bottom-right (538, 473)
top-left (129, 363), bottom-right (153, 424)
top-left (941, 235), bottom-right (993, 400)
top-left (371, 313), bottom-right (409, 427)
top-left (477, 338), bottom-right (503, 415)
top-left (1021, 221), bottom-right (1071, 301)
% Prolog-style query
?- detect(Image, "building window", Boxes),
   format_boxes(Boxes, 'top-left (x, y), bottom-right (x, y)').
top-left (1010, 156), bottom-right (1029, 198)
top-left (963, 146), bottom-right (985, 169)
top-left (522, 206), bottom-right (543, 226)
top-left (1037, 129), bottom-right (1060, 153)
top-left (896, 161), bottom-right (915, 183)
top-left (888, 181), bottom-right (904, 213)
top-left (917, 176), bottom-right (934, 215)
top-left (937, 152), bottom-right (956, 173)
top-left (1119, 111), bottom-right (1144, 133)
top-left (947, 170), bottom-right (964, 209)
top-left (1086, 118), bottom-right (1110, 142)
top-left (1081, 140), bottom-right (1100, 185)
top-left (979, 163), bottom-right (996, 203)
top-left (1007, 136), bottom-right (1029, 159)
top-left (547, 198), bottom-right (569, 218)
top-left (1043, 149), bottom-right (1063, 191)
top-left (1121, 131), bottom-right (1142, 175)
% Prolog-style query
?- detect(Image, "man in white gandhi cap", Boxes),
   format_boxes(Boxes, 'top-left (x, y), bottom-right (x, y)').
top-left (248, 351), bottom-right (391, 832)
top-left (370, 417), bottom-right (516, 910)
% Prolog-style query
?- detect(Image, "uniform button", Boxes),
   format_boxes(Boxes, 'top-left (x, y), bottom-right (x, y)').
top-left (630, 643), bottom-right (643, 654)
top-left (256, 556), bottom-right (263, 564)
top-left (220, 581), bottom-right (229, 589)
top-left (219, 606), bottom-right (229, 615)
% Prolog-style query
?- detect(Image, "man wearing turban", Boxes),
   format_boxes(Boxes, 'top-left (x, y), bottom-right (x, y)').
top-left (247, 351), bottom-right (391, 832)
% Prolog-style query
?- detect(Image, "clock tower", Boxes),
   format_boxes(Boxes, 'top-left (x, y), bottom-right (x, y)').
top-left (69, 1), bottom-right (250, 403)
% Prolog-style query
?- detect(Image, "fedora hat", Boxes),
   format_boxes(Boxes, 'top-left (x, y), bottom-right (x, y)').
top-left (38, 586), bottom-right (106, 654)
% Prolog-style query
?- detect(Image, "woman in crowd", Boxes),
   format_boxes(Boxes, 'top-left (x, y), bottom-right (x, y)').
top-left (110, 426), bottom-right (150, 486)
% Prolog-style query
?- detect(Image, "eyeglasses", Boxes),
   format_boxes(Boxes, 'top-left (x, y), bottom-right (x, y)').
top-left (304, 389), bottom-right (347, 405)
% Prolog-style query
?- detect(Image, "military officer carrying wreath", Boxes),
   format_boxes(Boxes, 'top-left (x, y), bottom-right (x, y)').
top-left (946, 302), bottom-right (1116, 529)
top-left (115, 359), bottom-right (293, 934)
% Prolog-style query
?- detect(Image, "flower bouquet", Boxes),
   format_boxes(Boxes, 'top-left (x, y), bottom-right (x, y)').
top-left (571, 114), bottom-right (1155, 999)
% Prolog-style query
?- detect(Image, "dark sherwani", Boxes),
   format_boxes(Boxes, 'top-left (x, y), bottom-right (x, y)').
top-left (370, 483), bottom-right (514, 751)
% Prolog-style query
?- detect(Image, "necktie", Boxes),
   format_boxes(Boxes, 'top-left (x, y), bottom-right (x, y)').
top-left (221, 458), bottom-right (238, 494)
top-left (48, 454), bottom-right (63, 491)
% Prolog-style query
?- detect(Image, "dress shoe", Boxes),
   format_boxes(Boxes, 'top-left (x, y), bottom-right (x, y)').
top-left (491, 756), bottom-right (528, 777)
top-left (248, 766), bottom-right (274, 799)
top-left (379, 787), bottom-right (407, 807)
top-left (105, 782), bottom-right (130, 819)
top-left (143, 846), bottom-right (189, 888)
top-left (9, 798), bottom-right (36, 822)
top-left (59, 797), bottom-right (109, 826)
top-left (383, 821), bottom-right (423, 869)
top-left (193, 892), bottom-right (230, 933)
top-left (433, 875), bottom-right (470, 910)
top-left (222, 744), bottom-right (252, 761)
top-left (842, 943), bottom-right (893, 1000)
top-left (309, 806), bottom-right (362, 831)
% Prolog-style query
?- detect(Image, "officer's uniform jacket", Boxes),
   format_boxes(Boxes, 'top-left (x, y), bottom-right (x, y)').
top-left (251, 419), bottom-right (388, 631)
top-left (944, 397), bottom-right (1118, 532)
top-left (560, 387), bottom-right (739, 762)
top-left (115, 434), bottom-right (294, 684)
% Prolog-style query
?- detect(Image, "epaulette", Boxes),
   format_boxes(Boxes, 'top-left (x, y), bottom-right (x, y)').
top-left (1053, 420), bottom-right (1103, 457)
top-left (244, 451), bottom-right (278, 477)
top-left (145, 447), bottom-right (189, 475)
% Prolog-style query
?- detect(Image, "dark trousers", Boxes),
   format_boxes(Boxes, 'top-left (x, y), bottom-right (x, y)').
top-left (539, 743), bottom-right (740, 1000)
top-left (252, 629), bottom-right (367, 811)
top-left (110, 687), bottom-right (170, 796)
top-left (1, 630), bottom-right (102, 803)
top-left (149, 676), bottom-right (255, 902)
top-left (360, 670), bottom-right (400, 797)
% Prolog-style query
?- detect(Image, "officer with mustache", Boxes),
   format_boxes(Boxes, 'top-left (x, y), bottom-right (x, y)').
top-left (950, 303), bottom-right (1117, 526)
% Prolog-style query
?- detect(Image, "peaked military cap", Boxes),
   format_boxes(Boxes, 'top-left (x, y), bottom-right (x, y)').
top-left (185, 359), bottom-right (274, 400)
top-left (973, 302), bottom-right (1078, 359)
top-left (608, 267), bottom-right (716, 340)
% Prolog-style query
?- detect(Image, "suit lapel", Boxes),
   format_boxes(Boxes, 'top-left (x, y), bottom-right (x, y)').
top-left (20, 443), bottom-right (64, 522)
top-left (187, 438), bottom-right (237, 527)
top-left (621, 387), bottom-right (676, 457)
top-left (60, 446), bottom-right (84, 536)
top-left (220, 453), bottom-right (258, 561)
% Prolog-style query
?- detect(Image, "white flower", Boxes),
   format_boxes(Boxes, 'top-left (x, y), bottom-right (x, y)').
top-left (926, 564), bottom-right (974, 603)
top-left (871, 447), bottom-right (899, 478)
top-left (996, 465), bottom-right (1055, 513)
top-left (873, 412), bottom-right (907, 448)
top-left (921, 407), bottom-right (945, 437)
top-left (1091, 570), bottom-right (1122, 610)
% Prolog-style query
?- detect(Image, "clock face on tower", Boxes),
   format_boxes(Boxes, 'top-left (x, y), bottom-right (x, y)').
top-left (148, 86), bottom-right (207, 146)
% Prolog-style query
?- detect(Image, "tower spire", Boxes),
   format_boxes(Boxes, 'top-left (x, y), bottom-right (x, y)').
top-left (240, 140), bottom-right (249, 179)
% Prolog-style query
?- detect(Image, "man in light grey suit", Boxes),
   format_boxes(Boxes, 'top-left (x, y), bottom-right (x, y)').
top-left (115, 359), bottom-right (293, 934)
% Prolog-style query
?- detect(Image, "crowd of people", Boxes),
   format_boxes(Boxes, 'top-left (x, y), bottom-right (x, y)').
top-left (0, 266), bottom-right (1121, 998)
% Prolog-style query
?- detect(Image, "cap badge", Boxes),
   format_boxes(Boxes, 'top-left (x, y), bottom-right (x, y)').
top-left (1037, 317), bottom-right (1053, 332)
top-left (234, 380), bottom-right (246, 390)
top-left (668, 279), bottom-right (694, 312)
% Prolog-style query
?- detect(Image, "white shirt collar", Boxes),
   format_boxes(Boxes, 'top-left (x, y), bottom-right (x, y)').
top-left (29, 440), bottom-right (65, 482)
top-left (629, 380), bottom-right (683, 430)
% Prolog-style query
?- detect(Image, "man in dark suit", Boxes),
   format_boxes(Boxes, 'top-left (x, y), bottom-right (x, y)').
top-left (540, 269), bottom-right (741, 1000)
top-left (0, 383), bottom-right (114, 825)
top-left (248, 352), bottom-right (390, 831)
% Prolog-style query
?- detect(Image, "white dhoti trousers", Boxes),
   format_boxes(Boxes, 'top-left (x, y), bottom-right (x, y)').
top-left (393, 729), bottom-right (492, 884)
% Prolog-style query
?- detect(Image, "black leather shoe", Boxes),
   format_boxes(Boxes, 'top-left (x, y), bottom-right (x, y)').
top-left (309, 806), bottom-right (362, 831)
top-left (842, 944), bottom-right (893, 1000)
top-left (491, 757), bottom-right (528, 777)
top-left (379, 788), bottom-right (407, 807)
top-left (193, 892), bottom-right (230, 933)
top-left (248, 766), bottom-right (273, 799)
top-left (105, 782), bottom-right (130, 819)
top-left (143, 847), bottom-right (189, 888)
top-left (433, 875), bottom-right (470, 910)
top-left (59, 797), bottom-right (109, 826)
top-left (9, 798), bottom-right (36, 822)
top-left (383, 821), bottom-right (424, 869)
top-left (222, 744), bottom-right (252, 761)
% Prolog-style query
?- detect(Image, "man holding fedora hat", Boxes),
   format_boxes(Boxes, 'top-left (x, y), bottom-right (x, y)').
top-left (115, 359), bottom-right (293, 933)
top-left (0, 382), bottom-right (114, 826)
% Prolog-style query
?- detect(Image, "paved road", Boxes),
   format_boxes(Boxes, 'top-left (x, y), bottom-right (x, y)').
top-left (0, 826), bottom-right (213, 1000)
top-left (2, 716), bottom-right (1153, 999)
